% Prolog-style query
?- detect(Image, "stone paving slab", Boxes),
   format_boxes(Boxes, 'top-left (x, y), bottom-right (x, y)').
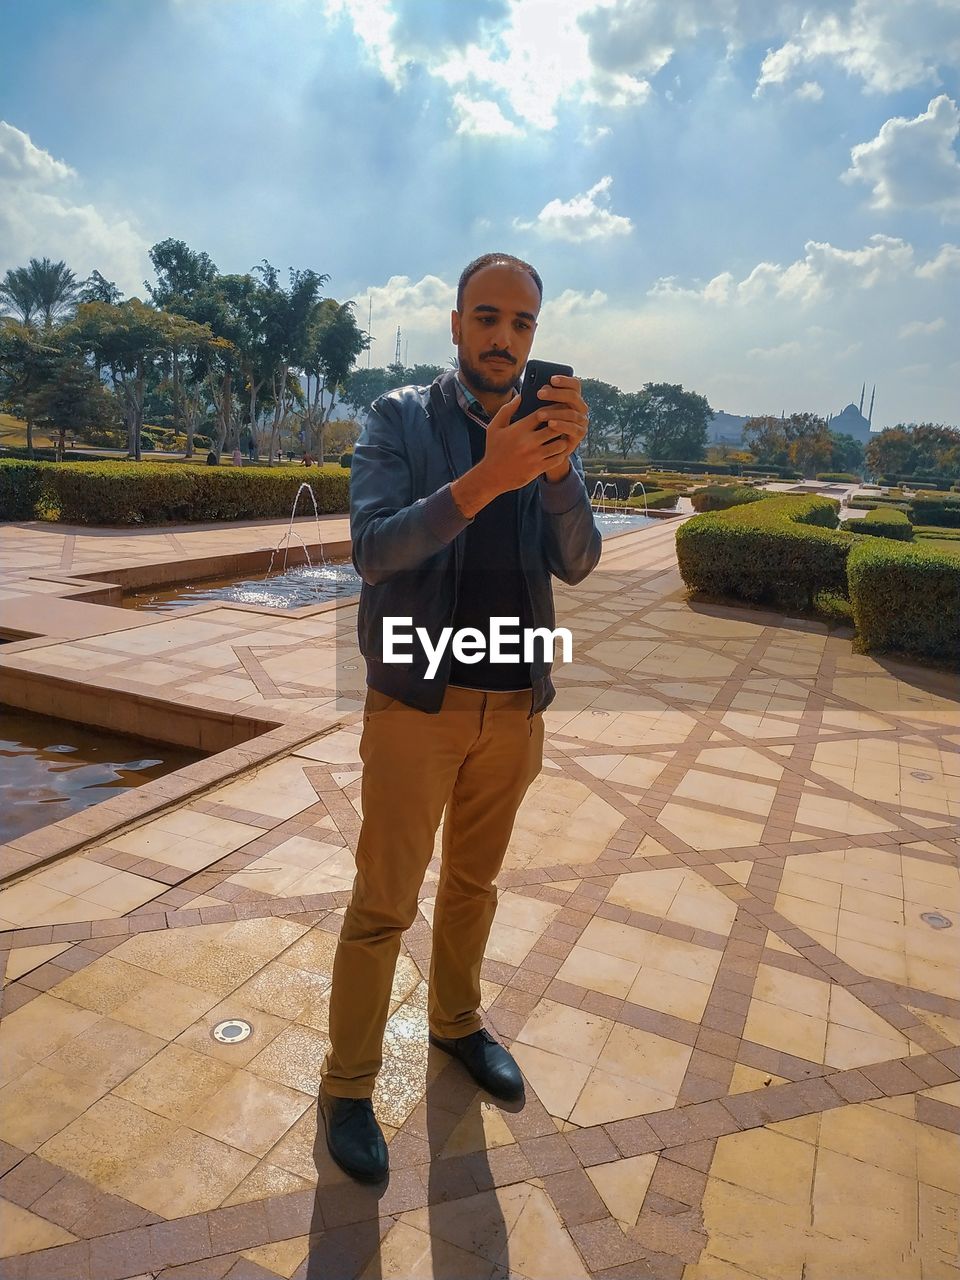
top-left (0, 515), bottom-right (958, 1279)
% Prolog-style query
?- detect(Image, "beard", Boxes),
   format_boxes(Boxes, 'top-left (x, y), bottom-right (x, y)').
top-left (458, 349), bottom-right (522, 396)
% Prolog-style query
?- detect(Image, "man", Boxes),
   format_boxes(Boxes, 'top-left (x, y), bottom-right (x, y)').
top-left (319, 252), bottom-right (602, 1182)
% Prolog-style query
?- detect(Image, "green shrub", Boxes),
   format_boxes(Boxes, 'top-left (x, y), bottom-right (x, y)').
top-left (816, 472), bottom-right (860, 483)
top-left (883, 475), bottom-right (954, 491)
top-left (908, 496), bottom-right (960, 528)
top-left (340, 451), bottom-right (354, 468)
top-left (625, 488), bottom-right (680, 510)
top-left (676, 495), bottom-right (848, 612)
top-left (848, 496), bottom-right (910, 512)
top-left (842, 507), bottom-right (913, 541)
top-left (2, 460), bottom-right (350, 525)
top-left (813, 591), bottom-right (854, 626)
top-left (0, 460), bottom-right (48, 520)
top-left (690, 484), bottom-right (763, 513)
top-left (849, 540), bottom-right (960, 663)
top-left (0, 445), bottom-right (121, 463)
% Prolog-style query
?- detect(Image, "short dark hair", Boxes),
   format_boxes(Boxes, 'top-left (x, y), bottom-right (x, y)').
top-left (457, 253), bottom-right (543, 312)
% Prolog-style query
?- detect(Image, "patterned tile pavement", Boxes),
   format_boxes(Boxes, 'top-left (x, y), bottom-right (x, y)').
top-left (0, 515), bottom-right (958, 1278)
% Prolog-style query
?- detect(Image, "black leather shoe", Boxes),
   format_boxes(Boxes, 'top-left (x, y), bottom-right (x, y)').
top-left (429, 1028), bottom-right (525, 1102)
top-left (320, 1090), bottom-right (388, 1183)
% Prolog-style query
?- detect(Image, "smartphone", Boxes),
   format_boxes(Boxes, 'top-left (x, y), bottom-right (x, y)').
top-left (512, 359), bottom-right (574, 439)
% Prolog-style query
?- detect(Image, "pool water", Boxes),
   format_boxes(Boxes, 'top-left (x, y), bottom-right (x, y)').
top-left (593, 511), bottom-right (659, 535)
top-left (124, 560), bottom-right (362, 613)
top-left (0, 708), bottom-right (203, 843)
top-left (123, 514), bottom-right (657, 616)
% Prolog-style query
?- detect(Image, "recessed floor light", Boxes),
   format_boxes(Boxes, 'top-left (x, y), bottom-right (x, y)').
top-left (213, 1019), bottom-right (253, 1043)
top-left (920, 912), bottom-right (952, 930)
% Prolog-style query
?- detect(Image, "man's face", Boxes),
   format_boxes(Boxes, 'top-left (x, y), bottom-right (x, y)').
top-left (451, 264), bottom-right (540, 396)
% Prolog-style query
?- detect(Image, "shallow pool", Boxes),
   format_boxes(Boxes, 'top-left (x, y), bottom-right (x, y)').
top-left (124, 560), bottom-right (362, 613)
top-left (0, 708), bottom-right (202, 843)
top-left (593, 511), bottom-right (660, 535)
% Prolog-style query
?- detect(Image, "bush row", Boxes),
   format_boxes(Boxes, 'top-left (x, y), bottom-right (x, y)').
top-left (880, 475), bottom-right (955, 491)
top-left (676, 495), bottom-right (849, 613)
top-left (676, 494), bottom-right (958, 663)
top-left (842, 507), bottom-right (913, 540)
top-left (849, 540), bottom-right (960, 661)
top-left (816, 472), bottom-right (860, 482)
top-left (909, 496), bottom-right (960, 528)
top-left (690, 485), bottom-right (763, 513)
top-left (625, 489), bottom-right (680, 510)
top-left (0, 460), bottom-right (350, 525)
top-left (0, 446), bottom-right (124, 463)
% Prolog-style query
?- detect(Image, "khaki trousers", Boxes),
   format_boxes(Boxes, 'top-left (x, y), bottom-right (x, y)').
top-left (321, 683), bottom-right (545, 1098)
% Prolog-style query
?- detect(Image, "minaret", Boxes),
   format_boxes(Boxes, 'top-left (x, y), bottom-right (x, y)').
top-left (868, 385), bottom-right (875, 426)
top-left (859, 382), bottom-right (865, 415)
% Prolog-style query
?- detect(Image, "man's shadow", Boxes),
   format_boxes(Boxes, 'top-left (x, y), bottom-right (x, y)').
top-left (299, 1054), bottom-right (516, 1279)
top-left (425, 1054), bottom-right (515, 1279)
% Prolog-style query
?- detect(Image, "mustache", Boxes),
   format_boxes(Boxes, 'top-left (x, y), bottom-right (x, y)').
top-left (482, 352), bottom-right (515, 363)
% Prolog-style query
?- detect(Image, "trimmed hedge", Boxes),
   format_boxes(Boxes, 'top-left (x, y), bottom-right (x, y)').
top-left (676, 495), bottom-right (848, 612)
top-left (849, 539), bottom-right (960, 662)
top-left (882, 476), bottom-right (954, 491)
top-left (908, 496), bottom-right (960, 528)
top-left (0, 446), bottom-right (122, 463)
top-left (0, 460), bottom-right (350, 525)
top-left (816, 472), bottom-right (860, 483)
top-left (690, 484), bottom-right (763, 513)
top-left (842, 507), bottom-right (913, 540)
top-left (848, 497), bottom-right (910, 512)
top-left (626, 489), bottom-right (680, 510)
top-left (0, 460), bottom-right (47, 521)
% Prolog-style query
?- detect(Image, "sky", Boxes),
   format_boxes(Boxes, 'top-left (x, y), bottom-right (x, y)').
top-left (1, 0), bottom-right (958, 428)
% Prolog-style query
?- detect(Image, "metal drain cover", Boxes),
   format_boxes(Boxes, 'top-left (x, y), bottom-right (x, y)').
top-left (213, 1019), bottom-right (253, 1044)
top-left (910, 770), bottom-right (934, 781)
top-left (920, 912), bottom-right (952, 930)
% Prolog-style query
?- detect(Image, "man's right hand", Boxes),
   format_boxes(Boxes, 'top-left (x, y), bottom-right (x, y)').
top-left (450, 395), bottom-right (572, 517)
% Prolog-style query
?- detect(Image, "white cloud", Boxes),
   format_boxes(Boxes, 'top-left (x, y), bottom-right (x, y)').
top-left (451, 94), bottom-right (522, 138)
top-left (899, 316), bottom-right (946, 337)
top-left (0, 121), bottom-right (151, 295)
top-left (756, 0), bottom-right (960, 96)
top-left (917, 243), bottom-right (960, 276)
top-left (651, 234), bottom-right (923, 307)
top-left (0, 120), bottom-right (75, 184)
top-left (325, 0), bottom-right (651, 133)
top-left (353, 224), bottom-right (958, 427)
top-left (513, 176), bottom-right (633, 242)
top-left (843, 95), bottom-right (960, 215)
top-left (794, 80), bottom-right (824, 102)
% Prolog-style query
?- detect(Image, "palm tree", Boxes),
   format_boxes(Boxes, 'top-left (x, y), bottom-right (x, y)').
top-left (21, 258), bottom-right (83, 328)
top-left (0, 266), bottom-right (37, 324)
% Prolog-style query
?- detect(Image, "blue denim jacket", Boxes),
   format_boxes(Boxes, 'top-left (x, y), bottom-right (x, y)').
top-left (349, 370), bottom-right (603, 717)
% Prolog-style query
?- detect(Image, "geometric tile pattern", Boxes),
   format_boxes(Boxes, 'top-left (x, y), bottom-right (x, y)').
top-left (0, 518), bottom-right (958, 1278)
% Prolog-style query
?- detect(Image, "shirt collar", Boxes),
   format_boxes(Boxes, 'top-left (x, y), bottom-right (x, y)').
top-left (454, 370), bottom-right (521, 425)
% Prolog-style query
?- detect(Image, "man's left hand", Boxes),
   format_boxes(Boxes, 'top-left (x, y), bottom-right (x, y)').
top-left (538, 375), bottom-right (589, 483)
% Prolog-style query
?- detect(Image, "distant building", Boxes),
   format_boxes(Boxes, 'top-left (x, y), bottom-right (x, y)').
top-left (826, 383), bottom-right (877, 444)
top-left (707, 410), bottom-right (750, 445)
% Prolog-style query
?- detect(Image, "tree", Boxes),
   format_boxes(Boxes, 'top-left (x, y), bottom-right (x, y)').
top-left (341, 363), bottom-right (445, 417)
top-left (301, 299), bottom-right (369, 461)
top-left (579, 378), bottom-right (621, 456)
top-left (27, 351), bottom-right (117, 460)
top-left (784, 412), bottom-right (832, 478)
top-left (0, 321), bottom-right (60, 457)
top-left (0, 267), bottom-right (37, 324)
top-left (254, 263), bottom-right (329, 463)
top-left (865, 428), bottom-right (913, 479)
top-left (146, 240), bottom-right (219, 442)
top-left (68, 299), bottom-right (228, 461)
top-left (79, 271), bottom-right (123, 305)
top-left (742, 416), bottom-right (788, 465)
top-left (827, 432), bottom-right (864, 474)
top-left (7, 258), bottom-right (83, 328)
top-left (638, 383), bottom-right (711, 460)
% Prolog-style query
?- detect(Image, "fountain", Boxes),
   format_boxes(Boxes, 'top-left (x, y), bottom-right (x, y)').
top-left (631, 480), bottom-right (649, 515)
top-left (266, 482), bottom-right (328, 574)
